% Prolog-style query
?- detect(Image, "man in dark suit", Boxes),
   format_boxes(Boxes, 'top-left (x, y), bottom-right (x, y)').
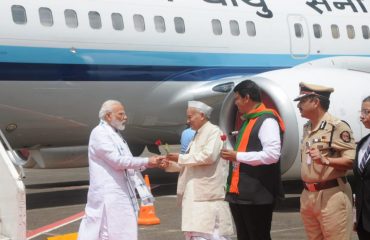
top-left (354, 95), bottom-right (370, 240)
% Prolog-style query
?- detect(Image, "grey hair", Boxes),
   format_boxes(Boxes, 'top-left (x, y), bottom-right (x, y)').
top-left (363, 96), bottom-right (370, 103)
top-left (98, 100), bottom-right (122, 120)
top-left (191, 107), bottom-right (211, 119)
top-left (200, 109), bottom-right (212, 119)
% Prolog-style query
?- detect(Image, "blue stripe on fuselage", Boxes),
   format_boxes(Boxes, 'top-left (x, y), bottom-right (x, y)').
top-left (0, 45), bottom-right (364, 81)
top-left (0, 62), bottom-right (283, 81)
top-left (0, 45), bottom-right (316, 67)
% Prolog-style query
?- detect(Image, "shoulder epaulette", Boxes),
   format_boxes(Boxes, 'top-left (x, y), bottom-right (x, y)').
top-left (319, 121), bottom-right (327, 130)
top-left (340, 120), bottom-right (351, 129)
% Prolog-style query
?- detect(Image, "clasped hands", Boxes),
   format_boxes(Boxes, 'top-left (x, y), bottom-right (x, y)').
top-left (149, 148), bottom-right (239, 168)
top-left (147, 153), bottom-right (181, 169)
top-left (148, 155), bottom-right (168, 168)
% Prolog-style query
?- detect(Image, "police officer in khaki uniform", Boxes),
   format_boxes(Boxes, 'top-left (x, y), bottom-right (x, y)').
top-left (294, 82), bottom-right (356, 240)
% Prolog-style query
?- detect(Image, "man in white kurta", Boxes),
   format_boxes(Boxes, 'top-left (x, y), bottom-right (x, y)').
top-left (78, 100), bottom-right (160, 240)
top-left (166, 101), bottom-right (234, 240)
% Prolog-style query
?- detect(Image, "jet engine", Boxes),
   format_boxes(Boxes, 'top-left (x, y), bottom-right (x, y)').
top-left (219, 66), bottom-right (370, 180)
top-left (219, 76), bottom-right (299, 176)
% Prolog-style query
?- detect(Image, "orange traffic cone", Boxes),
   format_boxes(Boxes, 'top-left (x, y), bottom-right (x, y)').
top-left (138, 174), bottom-right (160, 225)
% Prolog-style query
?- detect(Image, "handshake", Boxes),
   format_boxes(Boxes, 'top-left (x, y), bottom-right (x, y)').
top-left (147, 153), bottom-right (180, 169)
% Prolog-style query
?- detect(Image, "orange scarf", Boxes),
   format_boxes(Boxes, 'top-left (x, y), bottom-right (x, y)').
top-left (227, 104), bottom-right (285, 194)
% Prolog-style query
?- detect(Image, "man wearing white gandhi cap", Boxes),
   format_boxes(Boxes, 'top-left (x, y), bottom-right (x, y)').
top-left (188, 100), bottom-right (213, 119)
top-left (166, 100), bottom-right (234, 240)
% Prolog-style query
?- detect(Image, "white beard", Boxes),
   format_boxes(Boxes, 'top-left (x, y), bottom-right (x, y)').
top-left (111, 118), bottom-right (126, 131)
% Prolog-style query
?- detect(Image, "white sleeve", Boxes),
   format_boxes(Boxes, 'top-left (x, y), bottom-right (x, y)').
top-left (90, 128), bottom-right (149, 170)
top-left (236, 118), bottom-right (281, 166)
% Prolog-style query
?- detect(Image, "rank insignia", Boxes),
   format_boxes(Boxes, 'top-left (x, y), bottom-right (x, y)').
top-left (340, 131), bottom-right (351, 143)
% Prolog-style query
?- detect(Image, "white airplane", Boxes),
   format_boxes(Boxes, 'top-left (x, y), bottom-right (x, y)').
top-left (0, 0), bottom-right (369, 179)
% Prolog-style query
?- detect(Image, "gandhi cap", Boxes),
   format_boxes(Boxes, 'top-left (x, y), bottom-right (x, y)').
top-left (188, 101), bottom-right (213, 118)
top-left (294, 82), bottom-right (334, 101)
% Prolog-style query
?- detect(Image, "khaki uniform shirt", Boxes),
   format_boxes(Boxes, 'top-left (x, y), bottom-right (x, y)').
top-left (301, 112), bottom-right (356, 183)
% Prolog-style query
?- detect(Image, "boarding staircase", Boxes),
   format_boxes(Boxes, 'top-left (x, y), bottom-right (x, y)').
top-left (0, 129), bottom-right (26, 240)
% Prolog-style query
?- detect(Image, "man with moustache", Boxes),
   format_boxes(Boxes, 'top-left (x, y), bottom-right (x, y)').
top-left (353, 96), bottom-right (370, 240)
top-left (78, 100), bottom-right (162, 240)
top-left (295, 83), bottom-right (356, 240)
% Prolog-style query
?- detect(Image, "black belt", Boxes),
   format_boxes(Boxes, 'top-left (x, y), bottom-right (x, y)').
top-left (303, 177), bottom-right (347, 192)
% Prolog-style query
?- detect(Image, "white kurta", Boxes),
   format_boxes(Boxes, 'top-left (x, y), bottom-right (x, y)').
top-left (177, 121), bottom-right (234, 236)
top-left (78, 121), bottom-right (148, 240)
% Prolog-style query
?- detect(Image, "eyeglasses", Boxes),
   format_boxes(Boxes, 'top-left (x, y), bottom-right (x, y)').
top-left (360, 109), bottom-right (370, 116)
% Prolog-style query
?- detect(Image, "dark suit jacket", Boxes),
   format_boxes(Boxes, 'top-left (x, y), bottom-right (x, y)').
top-left (354, 133), bottom-right (370, 231)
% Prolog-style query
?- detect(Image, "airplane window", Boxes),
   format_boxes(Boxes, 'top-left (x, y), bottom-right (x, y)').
top-left (294, 23), bottom-right (303, 38)
top-left (230, 20), bottom-right (240, 36)
top-left (331, 24), bottom-right (340, 39)
top-left (39, 7), bottom-right (53, 27)
top-left (362, 25), bottom-right (369, 39)
top-left (112, 13), bottom-right (124, 31)
top-left (154, 16), bottom-right (166, 33)
top-left (65, 9), bottom-right (78, 28)
top-left (246, 21), bottom-right (256, 36)
top-left (11, 5), bottom-right (27, 25)
top-left (89, 11), bottom-right (102, 29)
top-left (313, 24), bottom-right (322, 38)
top-left (346, 25), bottom-right (355, 39)
top-left (174, 17), bottom-right (185, 34)
top-left (212, 19), bottom-right (222, 35)
top-left (134, 14), bottom-right (145, 32)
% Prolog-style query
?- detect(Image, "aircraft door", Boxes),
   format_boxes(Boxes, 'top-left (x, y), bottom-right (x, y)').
top-left (287, 15), bottom-right (310, 58)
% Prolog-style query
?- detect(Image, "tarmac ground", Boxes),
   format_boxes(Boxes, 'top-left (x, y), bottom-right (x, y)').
top-left (23, 147), bottom-right (359, 240)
